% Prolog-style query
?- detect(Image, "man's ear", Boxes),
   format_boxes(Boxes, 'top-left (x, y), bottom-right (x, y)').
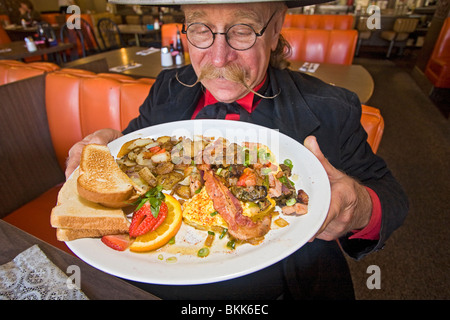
top-left (270, 8), bottom-right (287, 51)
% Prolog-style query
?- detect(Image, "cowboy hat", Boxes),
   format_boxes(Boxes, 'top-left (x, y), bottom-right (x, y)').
top-left (108, 0), bottom-right (332, 8)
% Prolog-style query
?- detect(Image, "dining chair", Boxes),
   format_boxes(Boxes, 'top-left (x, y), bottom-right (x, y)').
top-left (355, 17), bottom-right (372, 56)
top-left (125, 15), bottom-right (141, 25)
top-left (78, 18), bottom-right (102, 55)
top-left (380, 18), bottom-right (419, 58)
top-left (97, 18), bottom-right (126, 51)
top-left (60, 24), bottom-right (90, 63)
top-left (60, 19), bottom-right (101, 62)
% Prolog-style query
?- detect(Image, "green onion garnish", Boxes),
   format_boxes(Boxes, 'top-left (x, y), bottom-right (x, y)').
top-left (197, 247), bottom-right (210, 257)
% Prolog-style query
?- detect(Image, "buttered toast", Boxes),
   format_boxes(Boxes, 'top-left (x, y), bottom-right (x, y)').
top-left (77, 144), bottom-right (143, 208)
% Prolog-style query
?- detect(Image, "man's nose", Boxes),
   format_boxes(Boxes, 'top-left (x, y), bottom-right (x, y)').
top-left (209, 34), bottom-right (237, 68)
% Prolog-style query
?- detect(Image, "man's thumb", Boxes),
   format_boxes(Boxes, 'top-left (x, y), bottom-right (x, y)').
top-left (304, 136), bottom-right (339, 178)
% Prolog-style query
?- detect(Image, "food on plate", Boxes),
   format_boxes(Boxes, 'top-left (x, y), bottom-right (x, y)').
top-left (50, 169), bottom-right (130, 241)
top-left (101, 234), bottom-right (132, 251)
top-left (52, 135), bottom-right (309, 256)
top-left (129, 192), bottom-right (183, 252)
top-left (201, 164), bottom-right (273, 241)
top-left (77, 144), bottom-right (144, 208)
top-left (182, 187), bottom-right (228, 230)
top-left (117, 136), bottom-right (309, 244)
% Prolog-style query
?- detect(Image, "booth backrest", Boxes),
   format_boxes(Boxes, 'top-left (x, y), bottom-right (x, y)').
top-left (283, 14), bottom-right (354, 30)
top-left (0, 61), bottom-right (60, 85)
top-left (45, 70), bottom-right (155, 170)
top-left (430, 17), bottom-right (450, 61)
top-left (282, 28), bottom-right (357, 65)
top-left (425, 17), bottom-right (450, 88)
top-left (361, 105), bottom-right (384, 154)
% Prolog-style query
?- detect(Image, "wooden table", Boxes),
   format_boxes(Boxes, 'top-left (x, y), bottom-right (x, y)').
top-left (64, 46), bottom-right (374, 103)
top-left (0, 41), bottom-right (73, 65)
top-left (118, 24), bottom-right (160, 47)
top-left (64, 46), bottom-right (180, 77)
top-left (289, 61), bottom-right (374, 104)
top-left (0, 219), bottom-right (160, 300)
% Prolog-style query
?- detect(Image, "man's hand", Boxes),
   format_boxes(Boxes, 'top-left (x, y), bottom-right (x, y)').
top-left (304, 136), bottom-right (373, 241)
top-left (65, 128), bottom-right (123, 179)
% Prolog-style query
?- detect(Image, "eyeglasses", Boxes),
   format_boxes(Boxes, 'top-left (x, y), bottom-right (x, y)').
top-left (181, 11), bottom-right (276, 51)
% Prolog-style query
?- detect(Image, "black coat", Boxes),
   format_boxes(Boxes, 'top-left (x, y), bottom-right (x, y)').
top-left (124, 65), bottom-right (409, 299)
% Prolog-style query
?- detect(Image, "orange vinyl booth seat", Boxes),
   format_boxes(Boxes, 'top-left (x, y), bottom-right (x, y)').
top-left (282, 28), bottom-right (358, 65)
top-left (0, 60), bottom-right (60, 85)
top-left (1, 62), bottom-right (382, 255)
top-left (425, 17), bottom-right (450, 88)
top-left (283, 14), bottom-right (354, 30)
top-left (46, 70), bottom-right (155, 170)
top-left (1, 68), bottom-right (155, 254)
top-left (360, 105), bottom-right (384, 154)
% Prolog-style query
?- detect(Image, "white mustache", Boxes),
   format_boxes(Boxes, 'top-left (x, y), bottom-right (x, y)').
top-left (176, 63), bottom-right (280, 99)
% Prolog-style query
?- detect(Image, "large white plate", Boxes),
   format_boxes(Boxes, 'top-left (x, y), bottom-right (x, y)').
top-left (66, 120), bottom-right (330, 285)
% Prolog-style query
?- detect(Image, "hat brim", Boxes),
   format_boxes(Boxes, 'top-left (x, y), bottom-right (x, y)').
top-left (108, 0), bottom-right (332, 8)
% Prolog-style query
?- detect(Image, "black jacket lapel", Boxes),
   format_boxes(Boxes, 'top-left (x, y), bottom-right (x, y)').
top-left (259, 66), bottom-right (321, 144)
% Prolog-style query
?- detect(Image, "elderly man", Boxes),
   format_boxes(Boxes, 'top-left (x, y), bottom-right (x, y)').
top-left (66, 0), bottom-right (408, 300)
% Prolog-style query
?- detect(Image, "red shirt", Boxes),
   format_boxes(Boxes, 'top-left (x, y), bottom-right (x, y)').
top-left (191, 75), bottom-right (267, 120)
top-left (191, 78), bottom-right (381, 241)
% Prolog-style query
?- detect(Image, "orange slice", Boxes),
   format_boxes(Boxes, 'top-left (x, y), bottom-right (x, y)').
top-left (129, 193), bottom-right (183, 252)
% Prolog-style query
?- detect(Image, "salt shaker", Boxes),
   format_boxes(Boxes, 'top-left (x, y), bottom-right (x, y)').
top-left (161, 47), bottom-right (173, 67)
top-left (25, 37), bottom-right (37, 52)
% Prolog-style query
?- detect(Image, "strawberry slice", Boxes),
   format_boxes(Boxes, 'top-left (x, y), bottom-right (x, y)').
top-left (129, 202), bottom-right (158, 237)
top-left (101, 234), bottom-right (131, 251)
top-left (129, 201), bottom-right (169, 237)
top-left (151, 202), bottom-right (168, 231)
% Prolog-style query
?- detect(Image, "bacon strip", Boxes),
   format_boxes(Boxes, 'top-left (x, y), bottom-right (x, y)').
top-left (202, 167), bottom-right (271, 241)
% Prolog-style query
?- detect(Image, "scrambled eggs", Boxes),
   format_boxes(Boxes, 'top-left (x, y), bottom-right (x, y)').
top-left (182, 187), bottom-right (276, 231)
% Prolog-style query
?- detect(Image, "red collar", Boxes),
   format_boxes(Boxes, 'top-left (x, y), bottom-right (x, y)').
top-left (192, 73), bottom-right (267, 119)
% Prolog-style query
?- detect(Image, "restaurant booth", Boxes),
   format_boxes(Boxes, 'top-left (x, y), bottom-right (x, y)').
top-left (0, 0), bottom-right (448, 301)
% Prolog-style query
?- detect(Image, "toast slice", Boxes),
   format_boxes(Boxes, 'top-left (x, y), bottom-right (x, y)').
top-left (51, 169), bottom-right (131, 241)
top-left (56, 228), bottom-right (127, 242)
top-left (77, 144), bottom-right (142, 208)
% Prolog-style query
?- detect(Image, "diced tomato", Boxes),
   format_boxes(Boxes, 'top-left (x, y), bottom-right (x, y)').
top-left (149, 146), bottom-right (161, 153)
top-left (237, 168), bottom-right (257, 187)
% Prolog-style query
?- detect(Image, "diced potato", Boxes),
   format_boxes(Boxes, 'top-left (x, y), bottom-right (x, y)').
top-left (138, 167), bottom-right (157, 187)
top-left (151, 151), bottom-right (171, 163)
top-left (128, 138), bottom-right (154, 150)
top-left (156, 136), bottom-right (171, 144)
